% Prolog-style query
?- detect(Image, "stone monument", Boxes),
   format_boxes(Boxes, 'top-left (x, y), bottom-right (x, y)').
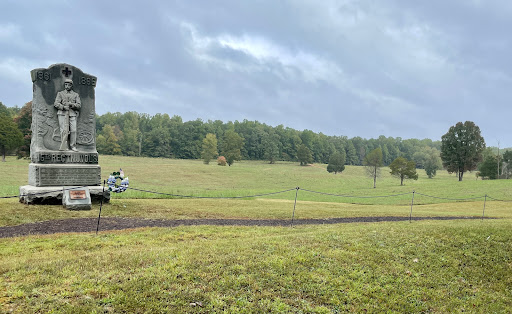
top-left (19, 63), bottom-right (109, 207)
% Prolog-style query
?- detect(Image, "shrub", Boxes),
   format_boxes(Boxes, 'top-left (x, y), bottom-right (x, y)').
top-left (217, 156), bottom-right (227, 166)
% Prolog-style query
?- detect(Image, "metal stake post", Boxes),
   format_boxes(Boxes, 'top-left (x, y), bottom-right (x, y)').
top-left (482, 194), bottom-right (487, 221)
top-left (96, 180), bottom-right (106, 235)
top-left (291, 187), bottom-right (299, 227)
top-left (409, 191), bottom-right (415, 223)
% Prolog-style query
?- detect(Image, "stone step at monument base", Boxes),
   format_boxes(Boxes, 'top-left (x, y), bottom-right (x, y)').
top-left (19, 185), bottom-right (110, 206)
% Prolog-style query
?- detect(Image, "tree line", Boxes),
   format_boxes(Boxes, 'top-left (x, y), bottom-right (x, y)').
top-left (3, 101), bottom-right (510, 182)
top-left (93, 110), bottom-right (444, 167)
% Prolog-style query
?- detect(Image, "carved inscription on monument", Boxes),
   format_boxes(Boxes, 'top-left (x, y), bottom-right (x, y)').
top-left (35, 152), bottom-right (99, 164)
top-left (38, 167), bottom-right (101, 186)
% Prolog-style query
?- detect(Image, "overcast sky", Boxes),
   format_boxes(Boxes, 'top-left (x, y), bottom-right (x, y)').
top-left (1, 1), bottom-right (511, 147)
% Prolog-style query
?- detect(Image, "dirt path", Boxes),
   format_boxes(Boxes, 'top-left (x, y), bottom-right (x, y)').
top-left (0, 216), bottom-right (491, 238)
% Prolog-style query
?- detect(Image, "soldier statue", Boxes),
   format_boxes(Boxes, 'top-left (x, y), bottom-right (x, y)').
top-left (54, 78), bottom-right (81, 151)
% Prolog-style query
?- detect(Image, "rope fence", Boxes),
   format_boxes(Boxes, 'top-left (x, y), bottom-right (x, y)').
top-left (126, 186), bottom-right (297, 199)
top-left (2, 184), bottom-right (508, 230)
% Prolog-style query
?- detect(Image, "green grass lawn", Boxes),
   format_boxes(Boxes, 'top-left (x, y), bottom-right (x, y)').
top-left (1, 156), bottom-right (511, 226)
top-left (1, 155), bottom-right (511, 312)
top-left (1, 220), bottom-right (511, 312)
top-left (3, 155), bottom-right (512, 203)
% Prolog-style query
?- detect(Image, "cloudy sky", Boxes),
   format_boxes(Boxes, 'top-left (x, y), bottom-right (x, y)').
top-left (1, 1), bottom-right (511, 146)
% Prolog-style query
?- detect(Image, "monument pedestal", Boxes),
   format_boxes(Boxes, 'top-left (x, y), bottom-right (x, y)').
top-left (19, 185), bottom-right (110, 205)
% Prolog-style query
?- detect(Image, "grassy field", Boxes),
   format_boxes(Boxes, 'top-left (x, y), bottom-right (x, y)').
top-left (1, 156), bottom-right (512, 226)
top-left (1, 155), bottom-right (511, 312)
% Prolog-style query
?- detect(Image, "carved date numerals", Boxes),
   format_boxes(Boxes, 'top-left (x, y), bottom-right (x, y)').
top-left (36, 71), bottom-right (51, 81)
top-left (79, 76), bottom-right (96, 87)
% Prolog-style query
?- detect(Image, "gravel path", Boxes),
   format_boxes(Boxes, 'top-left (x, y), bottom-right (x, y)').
top-left (0, 216), bottom-right (491, 238)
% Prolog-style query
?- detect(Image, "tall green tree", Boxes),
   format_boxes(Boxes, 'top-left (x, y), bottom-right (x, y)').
top-left (413, 147), bottom-right (442, 178)
top-left (297, 144), bottom-right (313, 166)
top-left (478, 153), bottom-right (501, 180)
top-left (502, 150), bottom-right (512, 179)
top-left (118, 111), bottom-right (141, 156)
top-left (389, 157), bottom-right (418, 185)
top-left (327, 151), bottom-right (346, 174)
top-left (144, 127), bottom-right (172, 157)
top-left (364, 147), bottom-right (383, 188)
top-left (96, 124), bottom-right (122, 155)
top-left (13, 101), bottom-right (32, 158)
top-left (441, 121), bottom-right (486, 181)
top-left (0, 103), bottom-right (24, 162)
top-left (262, 131), bottom-right (280, 164)
top-left (344, 139), bottom-right (358, 165)
top-left (201, 133), bottom-right (218, 164)
top-left (222, 130), bottom-right (244, 166)
top-left (423, 147), bottom-right (442, 179)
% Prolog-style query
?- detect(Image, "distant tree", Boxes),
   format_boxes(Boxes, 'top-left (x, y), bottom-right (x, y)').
top-left (477, 154), bottom-right (501, 180)
top-left (441, 121), bottom-right (485, 181)
top-left (262, 132), bottom-right (280, 164)
top-left (297, 144), bottom-right (313, 166)
top-left (222, 130), bottom-right (244, 166)
top-left (389, 157), bottom-right (418, 185)
top-left (0, 102), bottom-right (9, 116)
top-left (364, 147), bottom-right (383, 188)
top-left (217, 156), bottom-right (227, 166)
top-left (424, 150), bottom-right (442, 179)
top-left (300, 130), bottom-right (315, 149)
top-left (201, 133), bottom-right (218, 164)
top-left (502, 150), bottom-right (512, 179)
top-left (96, 124), bottom-right (122, 155)
top-left (344, 139), bottom-right (358, 165)
top-left (327, 151), bottom-right (346, 174)
top-left (13, 101), bottom-right (32, 158)
top-left (413, 146), bottom-right (442, 178)
top-left (0, 103), bottom-right (23, 162)
top-left (144, 127), bottom-right (172, 158)
top-left (118, 111), bottom-right (141, 156)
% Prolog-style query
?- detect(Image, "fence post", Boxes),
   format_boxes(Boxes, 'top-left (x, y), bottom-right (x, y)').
top-left (482, 194), bottom-right (487, 221)
top-left (291, 187), bottom-right (299, 227)
top-left (96, 180), bottom-right (106, 235)
top-left (409, 190), bottom-right (415, 223)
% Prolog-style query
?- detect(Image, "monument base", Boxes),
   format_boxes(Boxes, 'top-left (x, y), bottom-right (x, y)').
top-left (28, 163), bottom-right (101, 187)
top-left (19, 185), bottom-right (110, 206)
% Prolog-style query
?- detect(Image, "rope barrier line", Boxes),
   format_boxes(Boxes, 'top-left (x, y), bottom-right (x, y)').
top-left (486, 196), bottom-right (512, 202)
top-left (414, 192), bottom-right (485, 201)
top-left (299, 188), bottom-right (412, 199)
top-left (0, 195), bottom-right (20, 199)
top-left (1, 185), bottom-right (511, 202)
top-left (126, 186), bottom-right (297, 199)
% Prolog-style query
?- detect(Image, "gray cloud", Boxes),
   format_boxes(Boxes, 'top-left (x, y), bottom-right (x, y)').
top-left (1, 0), bottom-right (511, 147)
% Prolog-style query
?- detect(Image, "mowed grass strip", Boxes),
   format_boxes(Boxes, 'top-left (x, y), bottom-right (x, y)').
top-left (1, 220), bottom-right (511, 312)
top-left (1, 197), bottom-right (510, 227)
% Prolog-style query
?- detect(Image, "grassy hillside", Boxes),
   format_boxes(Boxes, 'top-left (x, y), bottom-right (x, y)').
top-left (1, 220), bottom-right (511, 312)
top-left (3, 155), bottom-right (512, 202)
top-left (1, 156), bottom-right (512, 226)
top-left (1, 155), bottom-right (511, 312)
